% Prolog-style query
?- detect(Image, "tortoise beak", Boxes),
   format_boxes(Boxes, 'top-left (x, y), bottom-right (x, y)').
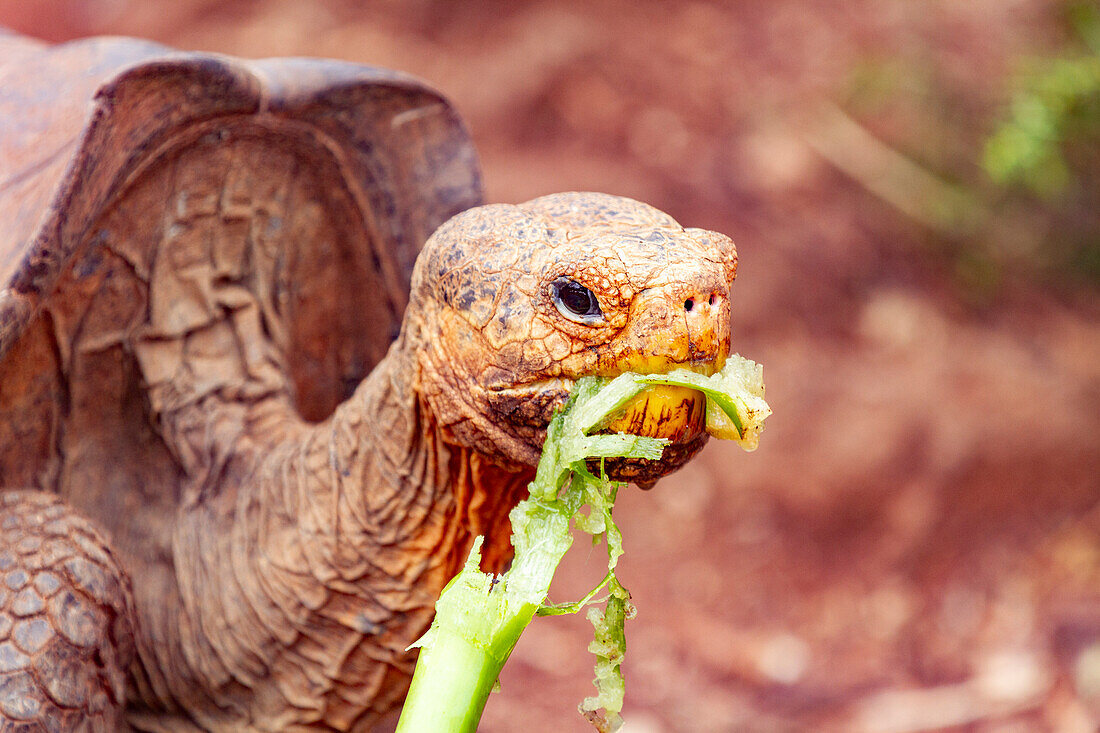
top-left (602, 382), bottom-right (707, 441)
top-left (591, 360), bottom-right (723, 489)
top-left (593, 381), bottom-right (711, 488)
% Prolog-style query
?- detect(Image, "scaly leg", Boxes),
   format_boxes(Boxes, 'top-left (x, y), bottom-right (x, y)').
top-left (0, 491), bottom-right (136, 731)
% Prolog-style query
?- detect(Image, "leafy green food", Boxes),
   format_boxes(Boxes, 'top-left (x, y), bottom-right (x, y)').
top-left (396, 354), bottom-right (769, 733)
top-left (637, 356), bottom-right (771, 449)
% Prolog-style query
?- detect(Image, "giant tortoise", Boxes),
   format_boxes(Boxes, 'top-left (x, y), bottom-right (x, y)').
top-left (0, 32), bottom-right (738, 730)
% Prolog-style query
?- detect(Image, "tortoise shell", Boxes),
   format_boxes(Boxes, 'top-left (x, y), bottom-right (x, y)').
top-left (0, 31), bottom-right (482, 491)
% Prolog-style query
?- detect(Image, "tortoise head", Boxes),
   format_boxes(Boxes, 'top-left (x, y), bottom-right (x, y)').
top-left (409, 192), bottom-right (738, 483)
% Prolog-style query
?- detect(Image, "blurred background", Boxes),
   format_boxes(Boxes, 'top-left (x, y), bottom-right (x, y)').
top-left (2, 1), bottom-right (1098, 730)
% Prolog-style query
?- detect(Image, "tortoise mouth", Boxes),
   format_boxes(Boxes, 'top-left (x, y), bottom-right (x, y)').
top-left (495, 359), bottom-right (719, 486)
top-left (594, 385), bottom-right (708, 486)
top-left (599, 384), bottom-right (706, 443)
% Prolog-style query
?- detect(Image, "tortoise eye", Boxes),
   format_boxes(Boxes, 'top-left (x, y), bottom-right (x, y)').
top-left (551, 278), bottom-right (604, 323)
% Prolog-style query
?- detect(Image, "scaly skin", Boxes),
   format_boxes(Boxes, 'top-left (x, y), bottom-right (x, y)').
top-left (413, 193), bottom-right (737, 468)
top-left (1, 192), bottom-right (737, 731)
top-left (0, 491), bottom-right (135, 729)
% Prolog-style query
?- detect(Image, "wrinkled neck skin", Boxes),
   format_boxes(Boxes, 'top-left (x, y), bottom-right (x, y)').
top-left (130, 322), bottom-right (533, 731)
top-left (122, 190), bottom-right (739, 729)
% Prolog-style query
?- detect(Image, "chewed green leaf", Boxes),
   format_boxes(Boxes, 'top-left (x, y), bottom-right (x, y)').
top-left (537, 572), bottom-right (613, 617)
top-left (635, 354), bottom-right (771, 450)
top-left (579, 580), bottom-right (632, 733)
top-left (580, 434), bottom-right (667, 461)
top-left (401, 351), bottom-right (769, 733)
top-left (636, 369), bottom-right (745, 435)
top-left (571, 373), bottom-right (647, 434)
top-left (507, 499), bottom-right (574, 602)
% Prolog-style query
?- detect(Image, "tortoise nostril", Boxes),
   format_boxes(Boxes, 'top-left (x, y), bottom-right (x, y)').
top-left (684, 298), bottom-right (694, 312)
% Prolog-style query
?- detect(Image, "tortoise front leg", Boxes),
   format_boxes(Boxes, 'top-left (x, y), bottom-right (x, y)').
top-left (0, 491), bottom-right (136, 731)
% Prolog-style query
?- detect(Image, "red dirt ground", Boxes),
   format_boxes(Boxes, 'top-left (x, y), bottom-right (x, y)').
top-left (3, 2), bottom-right (1099, 731)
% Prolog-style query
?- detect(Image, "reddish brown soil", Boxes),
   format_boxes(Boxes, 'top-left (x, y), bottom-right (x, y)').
top-left (3, 2), bottom-right (1099, 731)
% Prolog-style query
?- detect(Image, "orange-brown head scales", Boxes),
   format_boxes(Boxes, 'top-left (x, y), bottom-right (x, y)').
top-left (409, 192), bottom-right (738, 479)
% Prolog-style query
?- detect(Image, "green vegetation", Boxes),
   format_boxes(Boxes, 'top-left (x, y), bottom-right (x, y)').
top-left (831, 0), bottom-right (1100, 294)
top-left (980, 1), bottom-right (1100, 284)
top-left (396, 356), bottom-right (770, 732)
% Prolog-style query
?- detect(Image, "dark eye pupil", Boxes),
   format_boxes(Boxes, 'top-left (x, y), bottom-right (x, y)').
top-left (553, 278), bottom-right (602, 320)
top-left (560, 282), bottom-right (594, 313)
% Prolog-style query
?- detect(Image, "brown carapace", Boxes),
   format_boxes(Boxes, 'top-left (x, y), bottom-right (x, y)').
top-left (0, 32), bottom-right (737, 731)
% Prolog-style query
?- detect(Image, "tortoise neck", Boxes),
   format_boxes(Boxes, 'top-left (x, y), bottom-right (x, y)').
top-left (438, 442), bottom-right (536, 575)
top-left (330, 337), bottom-right (534, 571)
top-left (150, 340), bottom-right (534, 726)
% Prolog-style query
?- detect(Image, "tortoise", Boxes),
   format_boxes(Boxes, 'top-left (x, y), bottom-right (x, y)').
top-left (0, 31), bottom-right (739, 731)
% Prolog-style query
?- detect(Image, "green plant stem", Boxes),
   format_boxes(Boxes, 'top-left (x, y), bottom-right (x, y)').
top-left (395, 358), bottom-right (770, 731)
top-left (395, 608), bottom-right (535, 733)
